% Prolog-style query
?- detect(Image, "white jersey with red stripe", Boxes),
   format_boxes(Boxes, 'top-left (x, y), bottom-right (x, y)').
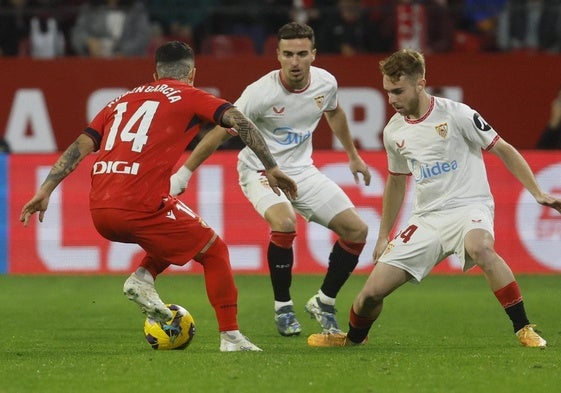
top-left (233, 66), bottom-right (338, 175)
top-left (383, 96), bottom-right (500, 214)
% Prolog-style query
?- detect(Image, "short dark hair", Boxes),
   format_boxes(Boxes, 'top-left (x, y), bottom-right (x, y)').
top-left (155, 41), bottom-right (195, 80)
top-left (277, 22), bottom-right (315, 47)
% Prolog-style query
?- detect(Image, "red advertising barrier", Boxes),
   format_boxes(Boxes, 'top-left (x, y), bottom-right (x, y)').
top-left (10, 151), bottom-right (561, 274)
top-left (2, 53), bottom-right (561, 153)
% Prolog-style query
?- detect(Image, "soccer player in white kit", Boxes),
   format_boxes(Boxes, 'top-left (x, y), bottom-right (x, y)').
top-left (308, 48), bottom-right (561, 348)
top-left (170, 22), bottom-right (371, 336)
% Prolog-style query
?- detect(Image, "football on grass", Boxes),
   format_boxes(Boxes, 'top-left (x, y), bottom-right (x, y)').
top-left (144, 304), bottom-right (195, 350)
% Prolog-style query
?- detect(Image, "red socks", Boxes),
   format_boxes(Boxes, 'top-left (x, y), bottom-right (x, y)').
top-left (493, 281), bottom-right (523, 309)
top-left (196, 237), bottom-right (239, 332)
top-left (349, 306), bottom-right (375, 329)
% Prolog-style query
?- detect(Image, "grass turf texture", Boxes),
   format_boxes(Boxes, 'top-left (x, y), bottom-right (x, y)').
top-left (0, 274), bottom-right (559, 393)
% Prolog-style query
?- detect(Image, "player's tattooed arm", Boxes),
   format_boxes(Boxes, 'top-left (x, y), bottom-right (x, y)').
top-left (43, 142), bottom-right (81, 189)
top-left (20, 133), bottom-right (95, 226)
top-left (221, 107), bottom-right (297, 199)
top-left (41, 134), bottom-right (95, 193)
top-left (223, 107), bottom-right (278, 170)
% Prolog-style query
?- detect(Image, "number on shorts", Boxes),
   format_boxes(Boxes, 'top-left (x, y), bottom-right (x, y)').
top-left (175, 199), bottom-right (197, 219)
top-left (396, 224), bottom-right (418, 244)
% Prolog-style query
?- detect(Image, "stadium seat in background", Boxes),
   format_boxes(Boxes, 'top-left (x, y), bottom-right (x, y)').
top-left (200, 34), bottom-right (256, 57)
top-left (453, 31), bottom-right (482, 52)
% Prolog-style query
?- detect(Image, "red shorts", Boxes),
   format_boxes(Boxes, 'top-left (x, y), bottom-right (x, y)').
top-left (90, 197), bottom-right (215, 266)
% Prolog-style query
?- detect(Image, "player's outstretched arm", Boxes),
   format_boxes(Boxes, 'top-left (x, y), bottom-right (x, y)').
top-left (170, 125), bottom-right (231, 196)
top-left (373, 174), bottom-right (407, 262)
top-left (222, 107), bottom-right (297, 200)
top-left (222, 107), bottom-right (276, 169)
top-left (264, 167), bottom-right (298, 201)
top-left (20, 134), bottom-right (95, 226)
top-left (490, 138), bottom-right (561, 213)
top-left (324, 105), bottom-right (371, 186)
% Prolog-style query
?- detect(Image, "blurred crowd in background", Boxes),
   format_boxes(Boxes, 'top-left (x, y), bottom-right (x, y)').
top-left (1, 0), bottom-right (561, 58)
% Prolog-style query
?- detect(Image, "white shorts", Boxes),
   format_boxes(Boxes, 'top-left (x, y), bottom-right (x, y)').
top-left (237, 162), bottom-right (355, 226)
top-left (378, 204), bottom-right (495, 282)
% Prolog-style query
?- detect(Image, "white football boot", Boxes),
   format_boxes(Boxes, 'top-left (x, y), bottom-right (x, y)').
top-left (219, 331), bottom-right (263, 352)
top-left (123, 272), bottom-right (172, 322)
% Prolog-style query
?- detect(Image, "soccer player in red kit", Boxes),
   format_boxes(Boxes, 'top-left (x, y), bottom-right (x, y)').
top-left (20, 41), bottom-right (297, 352)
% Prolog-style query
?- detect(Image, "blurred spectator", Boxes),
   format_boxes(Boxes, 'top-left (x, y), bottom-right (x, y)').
top-left (20, 0), bottom-right (81, 57)
top-left (146, 0), bottom-right (219, 52)
top-left (462, 0), bottom-right (507, 51)
top-left (28, 15), bottom-right (66, 57)
top-left (264, 0), bottom-right (294, 37)
top-left (71, 0), bottom-right (150, 57)
top-left (375, 0), bottom-right (453, 53)
top-left (378, 0), bottom-right (428, 52)
top-left (316, 0), bottom-right (385, 55)
top-left (497, 0), bottom-right (541, 51)
top-left (362, 0), bottom-right (389, 22)
top-left (286, 0), bottom-right (310, 24)
top-left (207, 0), bottom-right (265, 53)
top-left (0, 0), bottom-right (29, 56)
top-left (498, 0), bottom-right (561, 53)
top-left (536, 86), bottom-right (561, 149)
top-left (292, 0), bottom-right (337, 33)
top-left (424, 0), bottom-right (455, 53)
top-left (208, 0), bottom-right (304, 55)
top-left (537, 0), bottom-right (561, 52)
top-left (4, 0), bottom-right (558, 57)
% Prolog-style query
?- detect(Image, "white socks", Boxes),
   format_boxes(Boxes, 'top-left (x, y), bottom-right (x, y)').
top-left (221, 330), bottom-right (243, 341)
top-left (317, 290), bottom-right (335, 306)
top-left (135, 267), bottom-right (155, 284)
top-left (274, 300), bottom-right (294, 311)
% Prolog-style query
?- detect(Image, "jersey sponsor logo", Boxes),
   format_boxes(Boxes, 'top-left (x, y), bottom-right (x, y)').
top-left (92, 160), bottom-right (140, 175)
top-left (314, 95), bottom-right (325, 109)
top-left (435, 122), bottom-right (448, 138)
top-left (272, 106), bottom-right (285, 114)
top-left (166, 210), bottom-right (176, 220)
top-left (273, 127), bottom-right (311, 145)
top-left (410, 159), bottom-right (458, 182)
top-left (473, 113), bottom-right (492, 131)
top-left (396, 139), bottom-right (405, 149)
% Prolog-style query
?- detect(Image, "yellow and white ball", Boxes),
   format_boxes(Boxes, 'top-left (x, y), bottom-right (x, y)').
top-left (144, 304), bottom-right (195, 350)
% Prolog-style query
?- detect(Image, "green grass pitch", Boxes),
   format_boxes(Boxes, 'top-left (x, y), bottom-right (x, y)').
top-left (0, 274), bottom-right (559, 393)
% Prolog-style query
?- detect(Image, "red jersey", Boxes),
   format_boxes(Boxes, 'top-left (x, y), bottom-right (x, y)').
top-left (84, 78), bottom-right (232, 212)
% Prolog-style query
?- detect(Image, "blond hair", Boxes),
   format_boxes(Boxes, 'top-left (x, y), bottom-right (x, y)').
top-left (379, 49), bottom-right (425, 83)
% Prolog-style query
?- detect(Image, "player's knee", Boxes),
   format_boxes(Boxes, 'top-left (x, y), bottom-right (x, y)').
top-left (341, 220), bottom-right (369, 243)
top-left (330, 210), bottom-right (368, 242)
top-left (268, 215), bottom-right (296, 232)
top-left (354, 220), bottom-right (369, 241)
top-left (360, 289), bottom-right (384, 306)
top-left (468, 243), bottom-right (497, 268)
top-left (197, 236), bottom-right (229, 264)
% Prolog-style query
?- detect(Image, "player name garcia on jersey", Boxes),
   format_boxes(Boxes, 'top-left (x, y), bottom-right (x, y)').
top-left (108, 83), bottom-right (183, 106)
